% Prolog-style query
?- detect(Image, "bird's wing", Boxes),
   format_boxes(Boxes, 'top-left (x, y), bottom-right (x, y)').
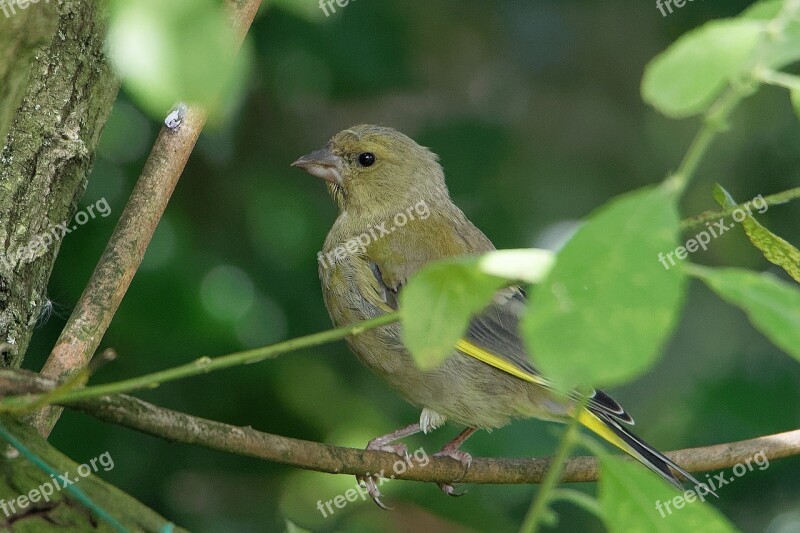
top-left (457, 287), bottom-right (634, 425)
top-left (367, 258), bottom-right (633, 426)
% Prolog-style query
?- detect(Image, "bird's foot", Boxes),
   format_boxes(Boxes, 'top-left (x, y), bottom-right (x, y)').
top-left (434, 448), bottom-right (473, 496)
top-left (434, 448), bottom-right (473, 470)
top-left (358, 438), bottom-right (410, 509)
top-left (366, 440), bottom-right (409, 460)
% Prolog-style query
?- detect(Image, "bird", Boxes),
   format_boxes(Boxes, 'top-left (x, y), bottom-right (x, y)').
top-left (292, 124), bottom-right (708, 506)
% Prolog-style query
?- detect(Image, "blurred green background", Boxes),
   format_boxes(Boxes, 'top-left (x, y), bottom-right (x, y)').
top-left (23, 0), bottom-right (800, 531)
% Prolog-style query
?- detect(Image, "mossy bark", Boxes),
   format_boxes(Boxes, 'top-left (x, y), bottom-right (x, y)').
top-left (0, 416), bottom-right (188, 532)
top-left (0, 0), bottom-right (119, 368)
top-left (0, 3), bottom-right (189, 531)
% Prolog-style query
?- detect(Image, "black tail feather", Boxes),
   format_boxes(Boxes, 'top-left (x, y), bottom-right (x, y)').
top-left (591, 410), bottom-right (718, 498)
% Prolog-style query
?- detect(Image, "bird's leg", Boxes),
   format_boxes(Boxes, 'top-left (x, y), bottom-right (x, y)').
top-left (365, 422), bottom-right (421, 456)
top-left (434, 427), bottom-right (478, 496)
top-left (358, 422), bottom-right (422, 509)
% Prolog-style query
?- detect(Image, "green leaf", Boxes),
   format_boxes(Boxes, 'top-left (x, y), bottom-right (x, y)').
top-left (641, 20), bottom-right (764, 118)
top-left (713, 184), bottom-right (800, 283)
top-left (523, 185), bottom-right (686, 389)
top-left (599, 454), bottom-right (739, 533)
top-left (687, 265), bottom-right (800, 362)
top-left (741, 0), bottom-right (800, 72)
top-left (107, 0), bottom-right (251, 120)
top-left (400, 258), bottom-right (507, 369)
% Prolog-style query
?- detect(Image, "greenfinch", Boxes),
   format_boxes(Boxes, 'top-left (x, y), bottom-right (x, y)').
top-left (293, 124), bottom-right (706, 505)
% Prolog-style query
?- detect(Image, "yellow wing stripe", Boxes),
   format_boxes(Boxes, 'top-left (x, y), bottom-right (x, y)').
top-left (454, 339), bottom-right (549, 387)
top-left (455, 338), bottom-right (635, 454)
top-left (455, 339), bottom-right (637, 456)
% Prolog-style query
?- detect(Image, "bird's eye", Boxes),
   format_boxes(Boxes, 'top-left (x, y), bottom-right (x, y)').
top-left (357, 152), bottom-right (376, 167)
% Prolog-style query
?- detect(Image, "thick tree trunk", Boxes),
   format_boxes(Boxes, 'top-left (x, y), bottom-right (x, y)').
top-left (0, 3), bottom-right (188, 530)
top-left (0, 0), bottom-right (119, 368)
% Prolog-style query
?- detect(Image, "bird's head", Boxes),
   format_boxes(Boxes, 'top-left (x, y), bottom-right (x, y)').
top-left (292, 124), bottom-right (448, 215)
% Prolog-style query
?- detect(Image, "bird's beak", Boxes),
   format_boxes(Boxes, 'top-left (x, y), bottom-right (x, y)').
top-left (291, 147), bottom-right (343, 185)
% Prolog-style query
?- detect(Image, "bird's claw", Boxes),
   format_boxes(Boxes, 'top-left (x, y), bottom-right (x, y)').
top-left (357, 475), bottom-right (392, 510)
top-left (438, 482), bottom-right (468, 497)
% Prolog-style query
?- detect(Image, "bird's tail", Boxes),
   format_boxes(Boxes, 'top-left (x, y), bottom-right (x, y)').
top-left (577, 407), bottom-right (716, 497)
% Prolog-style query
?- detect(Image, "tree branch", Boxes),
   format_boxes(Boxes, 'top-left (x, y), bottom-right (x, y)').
top-left (2, 369), bottom-right (797, 486)
top-left (34, 0), bottom-right (263, 437)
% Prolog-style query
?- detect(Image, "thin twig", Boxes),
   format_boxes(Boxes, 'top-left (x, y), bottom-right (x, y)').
top-left (680, 186), bottom-right (800, 229)
top-left (34, 0), bottom-right (263, 437)
top-left (4, 313), bottom-right (399, 412)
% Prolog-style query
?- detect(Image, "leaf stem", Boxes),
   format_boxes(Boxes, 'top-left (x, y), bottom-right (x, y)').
top-left (680, 185), bottom-right (800, 229)
top-left (667, 88), bottom-right (748, 194)
top-left (756, 68), bottom-right (800, 91)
